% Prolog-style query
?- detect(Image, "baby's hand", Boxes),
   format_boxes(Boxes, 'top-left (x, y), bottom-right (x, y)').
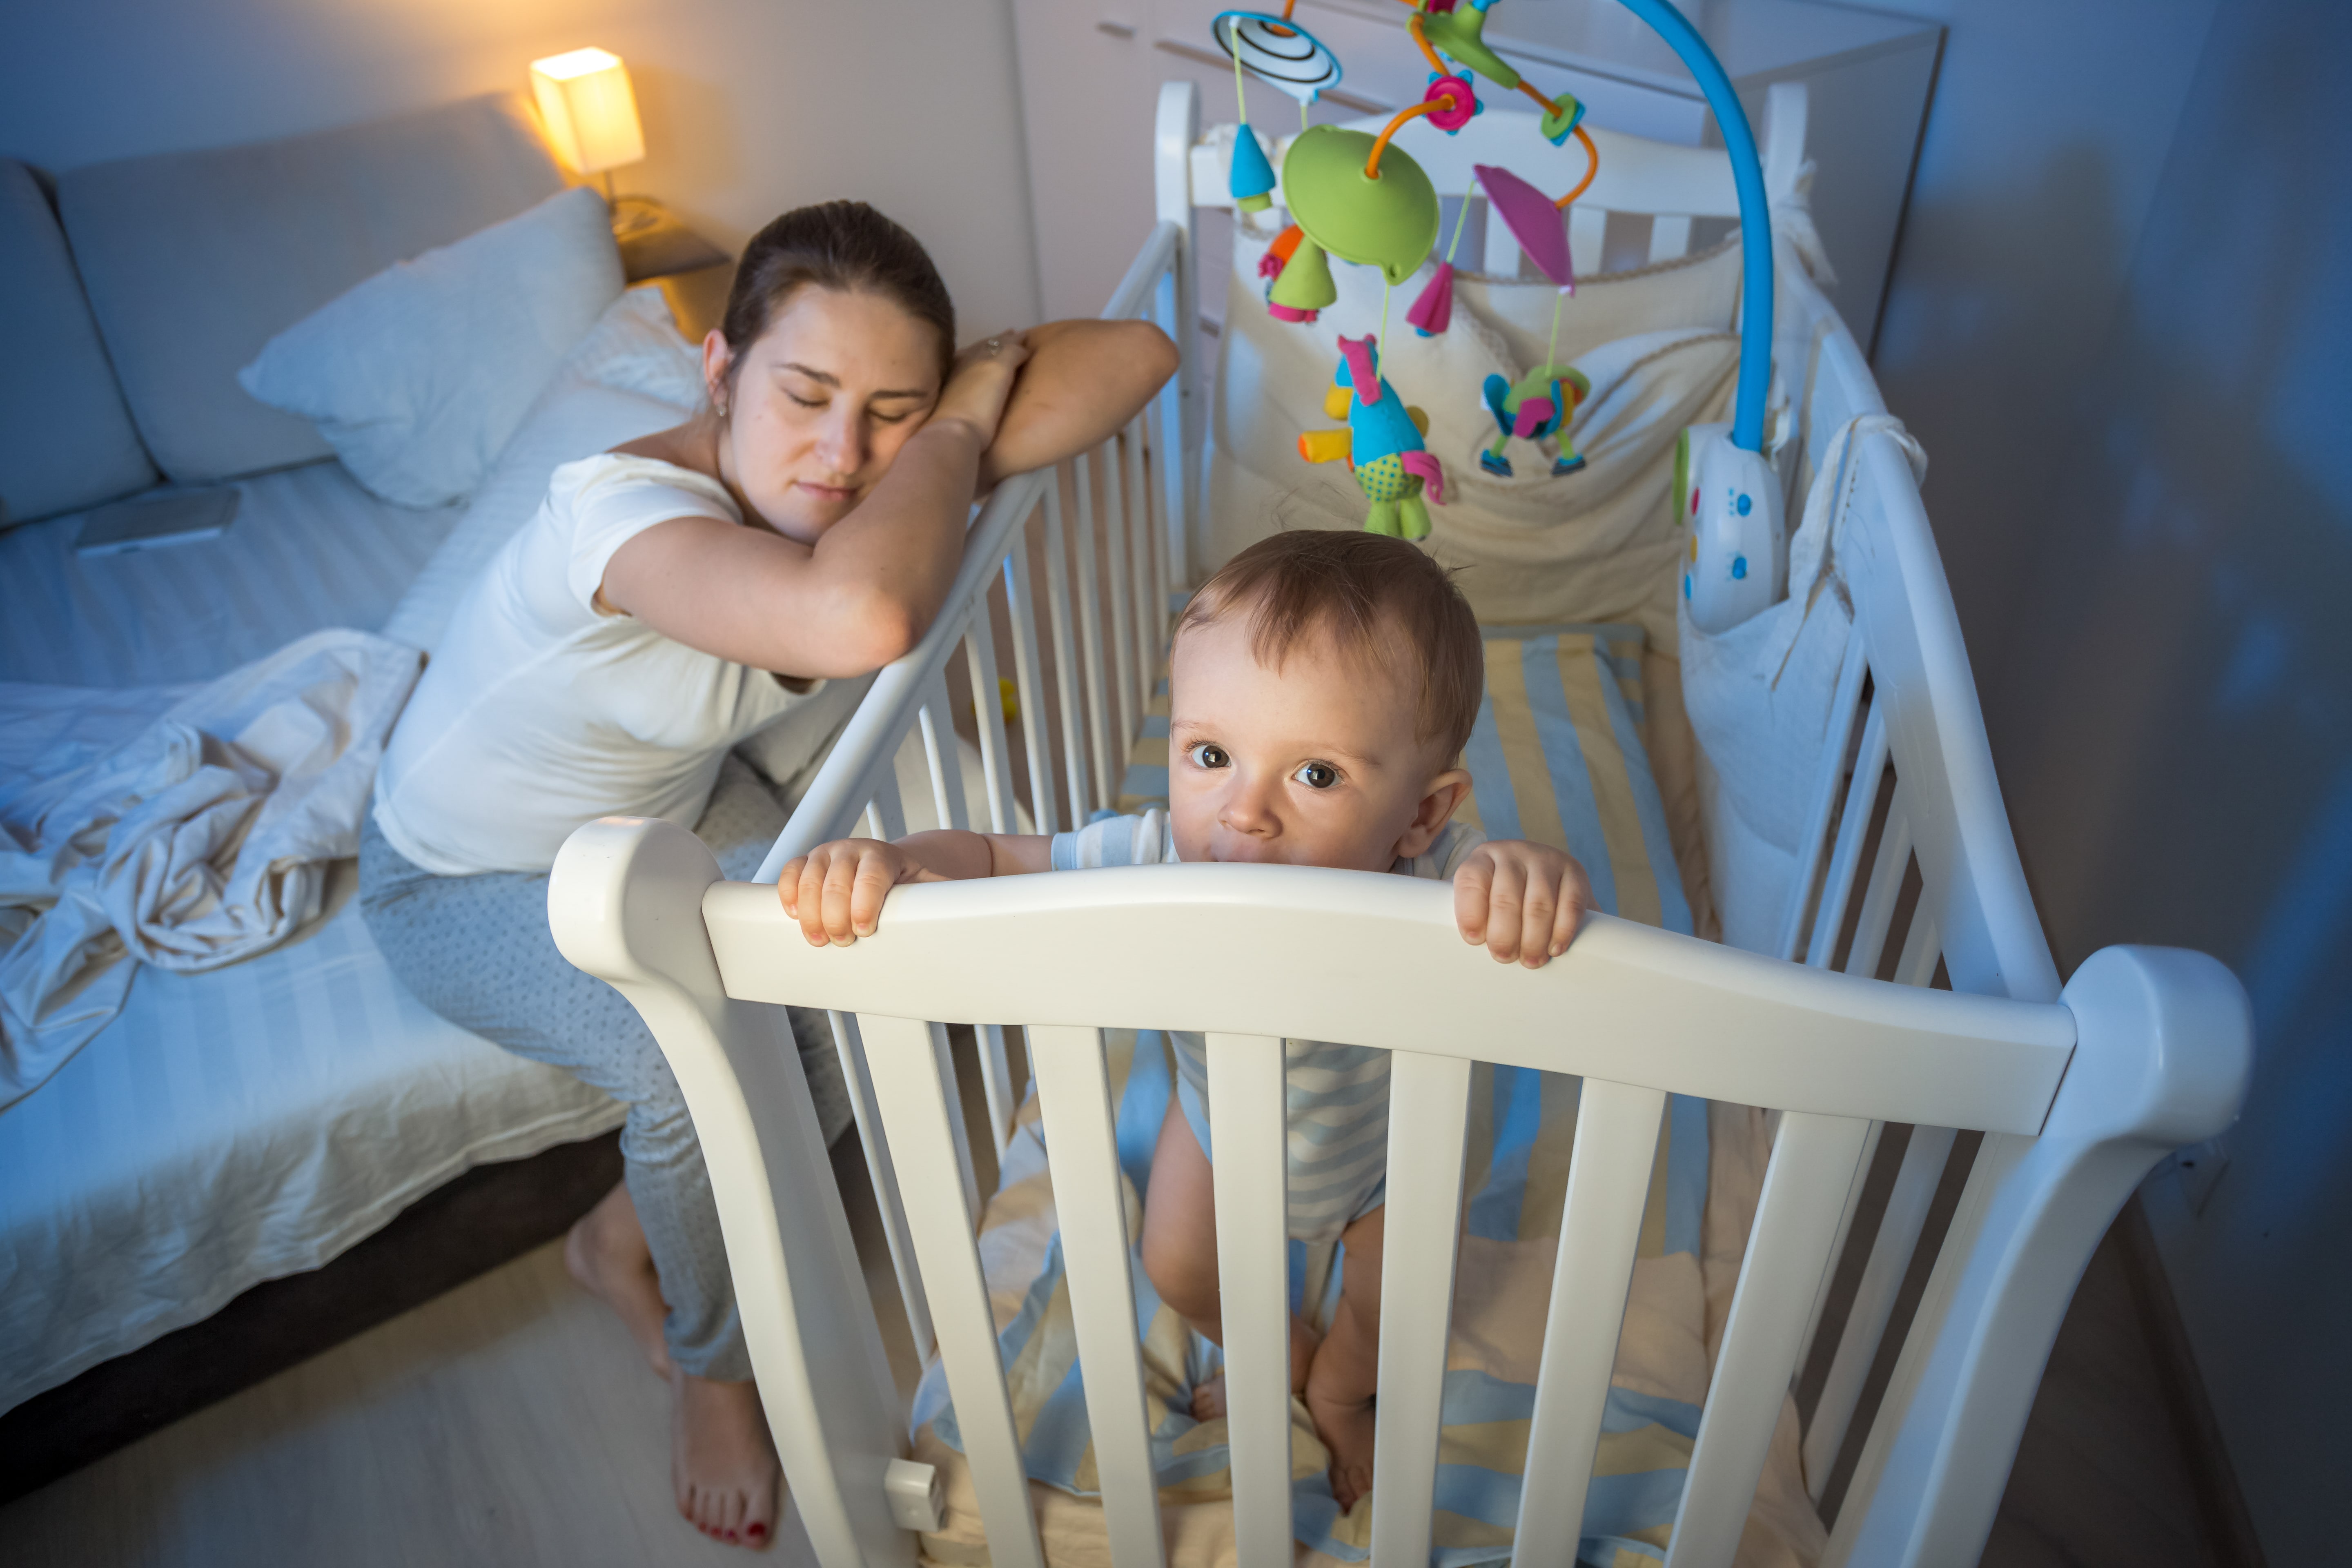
top-left (777, 839), bottom-right (944, 947)
top-left (1453, 840), bottom-right (1595, 969)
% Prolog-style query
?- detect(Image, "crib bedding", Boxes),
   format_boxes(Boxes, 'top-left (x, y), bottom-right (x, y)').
top-left (910, 1047), bottom-right (1820, 1568)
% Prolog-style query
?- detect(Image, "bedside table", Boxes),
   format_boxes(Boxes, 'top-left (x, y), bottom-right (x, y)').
top-left (609, 196), bottom-right (735, 343)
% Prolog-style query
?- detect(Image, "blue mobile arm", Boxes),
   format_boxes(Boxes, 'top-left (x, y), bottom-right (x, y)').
top-left (1614, 0), bottom-right (1773, 453)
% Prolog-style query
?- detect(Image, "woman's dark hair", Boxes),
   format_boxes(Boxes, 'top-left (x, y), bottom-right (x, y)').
top-left (718, 200), bottom-right (956, 389)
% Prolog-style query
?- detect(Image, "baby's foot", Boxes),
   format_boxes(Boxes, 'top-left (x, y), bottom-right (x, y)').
top-left (1190, 1374), bottom-right (1228, 1422)
top-left (672, 1369), bottom-right (781, 1550)
top-left (564, 1185), bottom-right (673, 1378)
top-left (1306, 1385), bottom-right (1377, 1514)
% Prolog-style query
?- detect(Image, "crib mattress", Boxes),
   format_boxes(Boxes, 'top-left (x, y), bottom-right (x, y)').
top-left (0, 460), bottom-right (624, 1412)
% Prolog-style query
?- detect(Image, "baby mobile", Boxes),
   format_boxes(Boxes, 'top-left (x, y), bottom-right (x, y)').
top-left (1214, 0), bottom-right (1603, 537)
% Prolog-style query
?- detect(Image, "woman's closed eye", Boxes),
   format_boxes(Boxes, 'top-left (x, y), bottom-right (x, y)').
top-left (1185, 742), bottom-right (1230, 770)
top-left (1292, 760), bottom-right (1341, 790)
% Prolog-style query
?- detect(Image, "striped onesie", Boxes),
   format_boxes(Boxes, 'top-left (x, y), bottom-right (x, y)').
top-left (1049, 809), bottom-right (1488, 1241)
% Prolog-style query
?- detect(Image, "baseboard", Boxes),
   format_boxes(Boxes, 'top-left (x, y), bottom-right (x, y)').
top-left (0, 1129), bottom-right (622, 1505)
top-left (2114, 1193), bottom-right (2269, 1568)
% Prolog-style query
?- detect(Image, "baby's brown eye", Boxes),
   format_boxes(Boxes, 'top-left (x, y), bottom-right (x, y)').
top-left (1187, 742), bottom-right (1230, 770)
top-left (1294, 761), bottom-right (1339, 790)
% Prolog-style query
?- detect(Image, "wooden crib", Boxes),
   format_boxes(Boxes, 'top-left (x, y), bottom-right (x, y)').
top-left (548, 82), bottom-right (2251, 1568)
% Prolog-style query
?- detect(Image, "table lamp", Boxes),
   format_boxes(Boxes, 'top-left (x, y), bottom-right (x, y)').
top-left (530, 47), bottom-right (645, 201)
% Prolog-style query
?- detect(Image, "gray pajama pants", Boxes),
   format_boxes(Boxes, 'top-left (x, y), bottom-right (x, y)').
top-left (357, 755), bottom-right (853, 1381)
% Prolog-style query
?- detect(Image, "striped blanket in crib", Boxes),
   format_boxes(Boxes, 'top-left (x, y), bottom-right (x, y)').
top-left (910, 1032), bottom-right (1822, 1568)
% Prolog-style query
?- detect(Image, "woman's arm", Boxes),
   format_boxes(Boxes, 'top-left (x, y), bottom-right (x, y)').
top-left (977, 319), bottom-right (1179, 487)
top-left (601, 338), bottom-right (1030, 678)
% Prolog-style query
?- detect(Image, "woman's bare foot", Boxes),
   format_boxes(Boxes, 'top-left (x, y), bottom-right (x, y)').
top-left (672, 1369), bottom-right (781, 1549)
top-left (564, 1182), bottom-right (673, 1378)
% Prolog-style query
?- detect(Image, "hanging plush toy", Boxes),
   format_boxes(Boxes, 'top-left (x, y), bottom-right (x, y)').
top-left (1298, 334), bottom-right (1446, 539)
top-left (1479, 365), bottom-right (1590, 477)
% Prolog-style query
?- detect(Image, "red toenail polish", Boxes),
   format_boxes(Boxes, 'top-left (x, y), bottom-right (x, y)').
top-left (749, 1523), bottom-right (766, 1537)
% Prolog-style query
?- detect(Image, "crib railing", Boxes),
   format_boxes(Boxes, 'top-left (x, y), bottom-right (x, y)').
top-left (748, 216), bottom-right (1195, 1368)
top-left (553, 817), bottom-right (2244, 1568)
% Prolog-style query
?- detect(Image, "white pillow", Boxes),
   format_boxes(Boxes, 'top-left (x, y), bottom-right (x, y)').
top-left (238, 185), bottom-right (625, 508)
top-left (381, 286), bottom-right (705, 653)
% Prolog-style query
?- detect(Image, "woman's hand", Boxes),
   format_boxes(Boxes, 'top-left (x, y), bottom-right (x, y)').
top-left (1453, 840), bottom-right (1595, 969)
top-left (929, 331), bottom-right (1033, 448)
top-left (779, 838), bottom-right (947, 947)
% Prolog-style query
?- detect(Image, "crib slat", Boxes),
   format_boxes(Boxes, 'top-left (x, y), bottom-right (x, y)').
top-left (1100, 437), bottom-right (1140, 767)
top-left (1205, 1031), bottom-right (1294, 1568)
top-left (1369, 1051), bottom-right (1472, 1566)
top-left (1777, 641), bottom-right (1871, 962)
top-left (1649, 213), bottom-right (1693, 264)
top-left (1041, 474), bottom-right (1094, 824)
top-left (963, 605), bottom-right (1018, 836)
top-left (828, 1010), bottom-right (935, 1364)
top-left (1842, 793), bottom-right (1911, 980)
top-left (1071, 451), bottom-right (1119, 813)
top-left (1798, 1119), bottom-right (1885, 1372)
top-left (1510, 1080), bottom-right (1669, 1568)
top-left (859, 1011), bottom-right (1045, 1568)
top-left (1002, 546), bottom-right (1059, 836)
top-left (1892, 910), bottom-right (1941, 990)
top-left (1666, 1112), bottom-right (1872, 1568)
top-left (1028, 1025), bottom-right (1169, 1568)
top-left (1125, 416), bottom-right (1158, 726)
top-left (1805, 706), bottom-right (1889, 969)
top-left (1804, 1123), bottom-right (1959, 1501)
top-left (918, 667), bottom-right (971, 834)
top-left (1569, 207), bottom-right (1607, 281)
top-left (868, 767), bottom-right (909, 842)
top-left (860, 802), bottom-right (886, 842)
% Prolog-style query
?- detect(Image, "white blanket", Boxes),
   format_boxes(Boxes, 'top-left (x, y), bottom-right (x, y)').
top-left (0, 628), bottom-right (421, 1106)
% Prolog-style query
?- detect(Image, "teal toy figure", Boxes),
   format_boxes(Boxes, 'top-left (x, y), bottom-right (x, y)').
top-left (1479, 365), bottom-right (1591, 477)
top-left (1297, 334), bottom-right (1446, 539)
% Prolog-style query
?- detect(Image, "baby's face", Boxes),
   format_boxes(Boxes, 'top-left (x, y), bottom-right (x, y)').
top-left (1165, 613), bottom-right (1463, 871)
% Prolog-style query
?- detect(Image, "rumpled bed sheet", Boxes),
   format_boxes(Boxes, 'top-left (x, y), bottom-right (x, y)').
top-left (910, 1032), bottom-right (1824, 1568)
top-left (0, 627), bottom-right (420, 1106)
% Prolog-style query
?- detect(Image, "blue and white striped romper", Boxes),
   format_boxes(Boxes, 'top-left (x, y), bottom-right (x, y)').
top-left (1048, 808), bottom-right (1488, 1241)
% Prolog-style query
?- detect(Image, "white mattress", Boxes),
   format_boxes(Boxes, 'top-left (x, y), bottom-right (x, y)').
top-left (0, 459), bottom-right (624, 1411)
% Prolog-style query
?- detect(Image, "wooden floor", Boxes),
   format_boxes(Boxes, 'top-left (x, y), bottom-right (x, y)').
top-left (0, 1144), bottom-right (2254, 1567)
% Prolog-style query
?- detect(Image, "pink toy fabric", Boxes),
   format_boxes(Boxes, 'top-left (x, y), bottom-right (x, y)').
top-left (1513, 396), bottom-right (1556, 439)
top-left (1399, 449), bottom-right (1446, 505)
top-left (1338, 334), bottom-right (1381, 406)
top-left (1474, 163), bottom-right (1575, 291)
top-left (1407, 261), bottom-right (1455, 336)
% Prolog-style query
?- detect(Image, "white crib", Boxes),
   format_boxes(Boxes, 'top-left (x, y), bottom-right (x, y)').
top-left (548, 80), bottom-right (2252, 1568)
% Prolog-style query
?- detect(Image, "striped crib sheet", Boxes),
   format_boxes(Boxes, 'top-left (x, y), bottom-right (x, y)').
top-left (910, 1033), bottom-right (1758, 1566)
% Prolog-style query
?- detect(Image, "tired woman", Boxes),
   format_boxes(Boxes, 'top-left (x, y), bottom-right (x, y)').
top-left (358, 201), bottom-right (1176, 1549)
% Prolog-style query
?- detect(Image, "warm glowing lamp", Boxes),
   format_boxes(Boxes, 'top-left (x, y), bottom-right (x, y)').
top-left (530, 47), bottom-right (645, 198)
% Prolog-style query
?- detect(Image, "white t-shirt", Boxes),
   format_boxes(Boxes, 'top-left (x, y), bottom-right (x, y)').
top-left (374, 454), bottom-right (825, 875)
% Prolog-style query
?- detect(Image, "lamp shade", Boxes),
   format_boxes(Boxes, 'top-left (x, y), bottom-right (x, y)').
top-left (530, 47), bottom-right (644, 175)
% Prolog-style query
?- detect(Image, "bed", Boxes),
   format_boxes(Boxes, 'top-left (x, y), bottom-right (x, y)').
top-left (548, 63), bottom-right (2253, 1568)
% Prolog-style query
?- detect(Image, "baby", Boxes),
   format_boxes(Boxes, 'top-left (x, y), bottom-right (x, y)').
top-left (780, 528), bottom-right (1591, 1511)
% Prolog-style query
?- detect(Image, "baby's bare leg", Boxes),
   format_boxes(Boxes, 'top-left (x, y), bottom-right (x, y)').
top-left (1304, 1206), bottom-right (1385, 1513)
top-left (1139, 1097), bottom-right (1317, 1419)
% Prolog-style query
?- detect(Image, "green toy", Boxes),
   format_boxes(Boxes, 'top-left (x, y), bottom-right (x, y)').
top-left (1479, 365), bottom-right (1591, 478)
top-left (1297, 334), bottom-right (1447, 539)
top-left (1278, 125), bottom-right (1440, 285)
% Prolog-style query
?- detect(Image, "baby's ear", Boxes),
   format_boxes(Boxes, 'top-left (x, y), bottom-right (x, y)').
top-left (1395, 768), bottom-right (1474, 858)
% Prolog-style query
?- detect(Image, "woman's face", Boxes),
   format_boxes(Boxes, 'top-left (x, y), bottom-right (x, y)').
top-left (703, 286), bottom-right (945, 544)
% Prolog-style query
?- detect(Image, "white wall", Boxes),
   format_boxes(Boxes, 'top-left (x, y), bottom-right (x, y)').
top-left (1858, 1), bottom-right (2349, 1559)
top-left (0, 0), bottom-right (1043, 332)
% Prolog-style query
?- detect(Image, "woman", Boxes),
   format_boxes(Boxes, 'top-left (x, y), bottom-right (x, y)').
top-left (359, 201), bottom-right (1176, 1549)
